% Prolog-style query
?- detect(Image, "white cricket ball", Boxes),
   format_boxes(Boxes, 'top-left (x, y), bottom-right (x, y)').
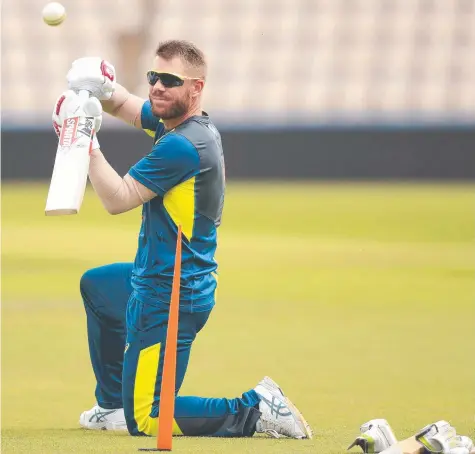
top-left (42, 2), bottom-right (66, 26)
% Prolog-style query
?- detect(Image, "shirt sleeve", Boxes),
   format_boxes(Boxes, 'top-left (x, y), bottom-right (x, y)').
top-left (140, 101), bottom-right (164, 138)
top-left (128, 133), bottom-right (200, 197)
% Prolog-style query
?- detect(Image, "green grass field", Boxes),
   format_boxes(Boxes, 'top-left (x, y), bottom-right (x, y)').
top-left (2, 182), bottom-right (474, 453)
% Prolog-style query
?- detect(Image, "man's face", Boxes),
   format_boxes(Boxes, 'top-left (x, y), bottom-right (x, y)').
top-left (148, 56), bottom-right (199, 120)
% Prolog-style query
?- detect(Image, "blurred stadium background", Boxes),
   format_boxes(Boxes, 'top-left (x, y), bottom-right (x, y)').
top-left (2, 0), bottom-right (475, 181)
top-left (2, 1), bottom-right (474, 453)
top-left (3, 0), bottom-right (475, 121)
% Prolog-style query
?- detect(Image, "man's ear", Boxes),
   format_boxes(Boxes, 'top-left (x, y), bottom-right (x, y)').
top-left (192, 79), bottom-right (205, 97)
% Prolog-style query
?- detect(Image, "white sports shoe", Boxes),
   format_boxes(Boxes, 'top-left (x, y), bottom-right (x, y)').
top-left (79, 404), bottom-right (127, 431)
top-left (254, 376), bottom-right (313, 439)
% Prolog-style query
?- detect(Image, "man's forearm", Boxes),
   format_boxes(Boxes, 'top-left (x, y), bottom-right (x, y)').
top-left (88, 149), bottom-right (155, 214)
top-left (101, 84), bottom-right (145, 128)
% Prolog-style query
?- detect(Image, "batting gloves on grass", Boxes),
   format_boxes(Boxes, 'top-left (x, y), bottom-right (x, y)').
top-left (348, 418), bottom-right (398, 453)
top-left (416, 421), bottom-right (474, 454)
top-left (348, 419), bottom-right (474, 454)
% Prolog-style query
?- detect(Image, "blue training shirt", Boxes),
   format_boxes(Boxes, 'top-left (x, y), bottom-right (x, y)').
top-left (128, 101), bottom-right (225, 313)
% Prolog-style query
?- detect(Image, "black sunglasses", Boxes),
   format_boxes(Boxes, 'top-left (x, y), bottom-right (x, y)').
top-left (146, 71), bottom-right (200, 88)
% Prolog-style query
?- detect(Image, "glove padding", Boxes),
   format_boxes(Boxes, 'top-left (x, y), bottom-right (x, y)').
top-left (67, 57), bottom-right (116, 101)
top-left (348, 419), bottom-right (398, 453)
top-left (52, 90), bottom-right (102, 149)
top-left (416, 421), bottom-right (473, 454)
top-left (446, 435), bottom-right (474, 454)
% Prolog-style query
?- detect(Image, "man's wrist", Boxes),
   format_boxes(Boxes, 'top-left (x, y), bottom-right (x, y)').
top-left (102, 84), bottom-right (129, 115)
top-left (89, 148), bottom-right (101, 159)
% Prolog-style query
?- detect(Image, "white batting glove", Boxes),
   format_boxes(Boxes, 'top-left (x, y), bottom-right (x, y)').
top-left (348, 419), bottom-right (398, 453)
top-left (67, 57), bottom-right (116, 100)
top-left (52, 90), bottom-right (102, 149)
top-left (446, 435), bottom-right (474, 454)
top-left (416, 421), bottom-right (458, 453)
top-left (415, 421), bottom-right (474, 454)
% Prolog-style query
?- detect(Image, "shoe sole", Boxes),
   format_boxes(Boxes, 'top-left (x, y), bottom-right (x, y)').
top-left (261, 376), bottom-right (314, 440)
top-left (79, 421), bottom-right (128, 431)
top-left (79, 413), bottom-right (128, 431)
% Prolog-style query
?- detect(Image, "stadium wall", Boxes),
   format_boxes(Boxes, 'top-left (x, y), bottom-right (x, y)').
top-left (2, 126), bottom-right (474, 181)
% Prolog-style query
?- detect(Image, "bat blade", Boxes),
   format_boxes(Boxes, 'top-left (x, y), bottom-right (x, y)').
top-left (380, 437), bottom-right (426, 454)
top-left (45, 115), bottom-right (94, 216)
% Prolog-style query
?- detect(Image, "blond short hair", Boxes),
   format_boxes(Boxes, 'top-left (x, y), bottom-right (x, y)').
top-left (156, 40), bottom-right (207, 79)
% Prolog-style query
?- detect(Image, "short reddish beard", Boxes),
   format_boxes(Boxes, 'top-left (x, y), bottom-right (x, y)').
top-left (150, 89), bottom-right (193, 120)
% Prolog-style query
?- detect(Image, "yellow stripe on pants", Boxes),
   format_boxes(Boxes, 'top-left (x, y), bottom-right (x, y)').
top-left (134, 342), bottom-right (183, 436)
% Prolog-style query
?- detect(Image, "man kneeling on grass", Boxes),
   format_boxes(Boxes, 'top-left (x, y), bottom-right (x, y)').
top-left (52, 39), bottom-right (313, 440)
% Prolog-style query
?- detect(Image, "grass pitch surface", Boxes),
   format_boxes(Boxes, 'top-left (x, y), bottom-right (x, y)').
top-left (2, 182), bottom-right (474, 453)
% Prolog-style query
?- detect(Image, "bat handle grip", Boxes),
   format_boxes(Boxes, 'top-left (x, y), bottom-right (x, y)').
top-left (78, 90), bottom-right (90, 102)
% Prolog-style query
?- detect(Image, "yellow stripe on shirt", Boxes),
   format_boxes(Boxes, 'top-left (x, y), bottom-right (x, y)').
top-left (163, 177), bottom-right (196, 241)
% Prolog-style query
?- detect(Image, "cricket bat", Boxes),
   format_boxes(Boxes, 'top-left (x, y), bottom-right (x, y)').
top-left (381, 436), bottom-right (475, 454)
top-left (380, 436), bottom-right (427, 454)
top-left (45, 90), bottom-right (93, 216)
